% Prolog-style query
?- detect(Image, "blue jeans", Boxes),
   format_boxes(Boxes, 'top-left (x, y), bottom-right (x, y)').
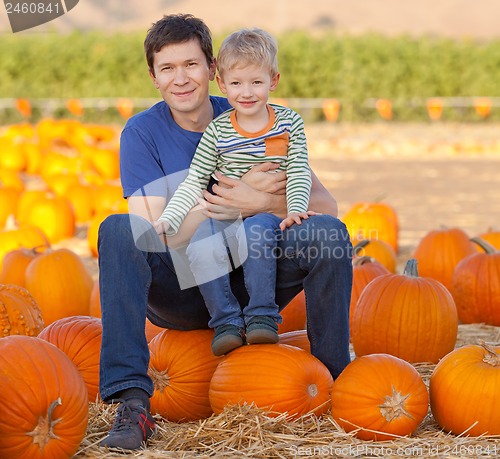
top-left (186, 213), bottom-right (283, 329)
top-left (98, 213), bottom-right (353, 401)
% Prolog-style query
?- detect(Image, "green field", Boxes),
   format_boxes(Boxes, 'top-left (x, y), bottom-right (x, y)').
top-left (2, 31), bottom-right (500, 122)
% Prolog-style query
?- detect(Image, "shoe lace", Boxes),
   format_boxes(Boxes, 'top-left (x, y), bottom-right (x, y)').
top-left (110, 399), bottom-right (144, 433)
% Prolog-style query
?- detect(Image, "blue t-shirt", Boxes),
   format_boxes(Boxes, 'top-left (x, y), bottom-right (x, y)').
top-left (120, 96), bottom-right (231, 199)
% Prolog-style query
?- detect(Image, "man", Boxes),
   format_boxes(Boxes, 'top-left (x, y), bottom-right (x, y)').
top-left (99, 13), bottom-right (352, 451)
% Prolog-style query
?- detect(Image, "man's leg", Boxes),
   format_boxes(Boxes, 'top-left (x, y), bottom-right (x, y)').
top-left (274, 215), bottom-right (353, 379)
top-left (98, 214), bottom-right (249, 449)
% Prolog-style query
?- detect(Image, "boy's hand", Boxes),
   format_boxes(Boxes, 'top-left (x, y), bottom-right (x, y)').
top-left (279, 211), bottom-right (318, 231)
top-left (154, 220), bottom-right (170, 235)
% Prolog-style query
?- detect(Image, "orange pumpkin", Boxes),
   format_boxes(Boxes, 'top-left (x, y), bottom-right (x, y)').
top-left (66, 182), bottom-right (95, 224)
top-left (17, 193), bottom-right (75, 243)
top-left (331, 353), bottom-right (429, 441)
top-left (0, 187), bottom-right (20, 229)
top-left (277, 290), bottom-right (306, 333)
top-left (89, 279), bottom-right (101, 317)
top-left (451, 238), bottom-right (500, 325)
top-left (25, 248), bottom-right (93, 325)
top-left (0, 226), bottom-right (49, 270)
top-left (412, 227), bottom-right (475, 291)
top-left (278, 329), bottom-right (310, 352)
top-left (342, 201), bottom-right (399, 253)
top-left (145, 319), bottom-right (165, 342)
top-left (349, 256), bottom-right (390, 332)
top-left (474, 229), bottom-right (500, 251)
top-left (0, 284), bottom-right (44, 337)
top-left (38, 315), bottom-right (102, 402)
top-left (0, 335), bottom-right (88, 458)
top-left (351, 259), bottom-right (458, 363)
top-left (353, 238), bottom-right (397, 273)
top-left (148, 329), bottom-right (222, 422)
top-left (430, 342), bottom-right (500, 436)
top-left (0, 246), bottom-right (44, 287)
top-left (209, 344), bottom-right (333, 419)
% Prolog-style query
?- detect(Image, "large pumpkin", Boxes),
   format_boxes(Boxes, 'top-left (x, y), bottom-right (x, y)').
top-left (353, 238), bottom-right (397, 273)
top-left (16, 193), bottom-right (75, 243)
top-left (331, 353), bottom-right (429, 441)
top-left (451, 238), bottom-right (500, 325)
top-left (349, 256), bottom-right (390, 332)
top-left (430, 342), bottom-right (500, 436)
top-left (277, 290), bottom-right (306, 333)
top-left (25, 248), bottom-right (93, 325)
top-left (209, 344), bottom-right (333, 419)
top-left (148, 329), bottom-right (223, 422)
top-left (412, 227), bottom-right (475, 291)
top-left (0, 226), bottom-right (49, 270)
top-left (342, 201), bottom-right (399, 253)
top-left (38, 315), bottom-right (102, 402)
top-left (474, 229), bottom-right (500, 251)
top-left (0, 284), bottom-right (44, 337)
top-left (0, 246), bottom-right (44, 287)
top-left (278, 329), bottom-right (310, 352)
top-left (351, 259), bottom-right (458, 363)
top-left (0, 335), bottom-right (89, 458)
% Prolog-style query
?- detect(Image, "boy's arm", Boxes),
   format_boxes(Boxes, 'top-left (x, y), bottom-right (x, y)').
top-left (158, 123), bottom-right (219, 235)
top-left (203, 166), bottom-right (338, 219)
top-left (284, 111), bottom-right (312, 214)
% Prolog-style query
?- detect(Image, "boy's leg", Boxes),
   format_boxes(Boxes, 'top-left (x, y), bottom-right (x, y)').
top-left (237, 213), bottom-right (282, 344)
top-left (185, 219), bottom-right (245, 355)
top-left (185, 219), bottom-right (244, 329)
top-left (98, 214), bottom-right (249, 449)
top-left (274, 215), bottom-right (353, 379)
top-left (98, 214), bottom-right (248, 401)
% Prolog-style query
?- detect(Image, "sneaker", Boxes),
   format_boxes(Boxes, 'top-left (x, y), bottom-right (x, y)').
top-left (100, 398), bottom-right (155, 450)
top-left (212, 324), bottom-right (245, 356)
top-left (246, 315), bottom-right (279, 345)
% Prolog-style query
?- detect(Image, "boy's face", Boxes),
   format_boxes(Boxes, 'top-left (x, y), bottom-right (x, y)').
top-left (149, 38), bottom-right (216, 116)
top-left (217, 64), bottom-right (280, 118)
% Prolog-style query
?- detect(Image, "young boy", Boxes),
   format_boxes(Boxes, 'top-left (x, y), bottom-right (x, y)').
top-left (155, 28), bottom-right (315, 356)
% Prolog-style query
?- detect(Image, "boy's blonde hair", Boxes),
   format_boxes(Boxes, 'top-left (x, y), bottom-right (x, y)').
top-left (216, 28), bottom-right (278, 78)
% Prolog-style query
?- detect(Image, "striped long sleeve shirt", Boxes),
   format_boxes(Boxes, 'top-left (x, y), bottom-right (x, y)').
top-left (159, 104), bottom-right (312, 235)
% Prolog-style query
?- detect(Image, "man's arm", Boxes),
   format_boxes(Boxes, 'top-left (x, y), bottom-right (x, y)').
top-left (203, 166), bottom-right (339, 219)
top-left (127, 195), bottom-right (235, 248)
top-left (309, 170), bottom-right (339, 217)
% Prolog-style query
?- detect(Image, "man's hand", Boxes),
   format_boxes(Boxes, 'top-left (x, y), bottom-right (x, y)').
top-left (203, 170), bottom-right (286, 218)
top-left (194, 197), bottom-right (241, 221)
top-left (239, 162), bottom-right (287, 194)
top-left (153, 220), bottom-right (170, 235)
top-left (279, 211), bottom-right (319, 231)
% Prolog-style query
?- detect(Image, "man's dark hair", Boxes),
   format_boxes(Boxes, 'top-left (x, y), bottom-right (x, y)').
top-left (144, 13), bottom-right (214, 75)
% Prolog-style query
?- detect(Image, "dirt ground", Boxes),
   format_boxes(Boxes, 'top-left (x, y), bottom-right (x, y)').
top-left (67, 121), bottom-right (500, 278)
top-left (305, 122), bottom-right (500, 264)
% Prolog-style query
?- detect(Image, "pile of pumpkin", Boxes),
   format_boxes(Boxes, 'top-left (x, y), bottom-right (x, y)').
top-left (1, 119), bottom-right (500, 457)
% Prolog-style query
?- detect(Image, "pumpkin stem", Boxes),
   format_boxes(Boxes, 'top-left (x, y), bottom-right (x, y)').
top-left (470, 237), bottom-right (497, 254)
top-left (353, 240), bottom-right (371, 256)
top-left (26, 398), bottom-right (62, 451)
top-left (307, 384), bottom-right (319, 398)
top-left (353, 256), bottom-right (376, 267)
top-left (379, 386), bottom-right (413, 422)
top-left (403, 259), bottom-right (419, 278)
top-left (479, 340), bottom-right (500, 366)
top-left (148, 367), bottom-right (171, 392)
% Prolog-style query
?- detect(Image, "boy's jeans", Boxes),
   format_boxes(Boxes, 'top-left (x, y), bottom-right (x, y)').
top-left (186, 213), bottom-right (283, 329)
top-left (98, 213), bottom-right (353, 401)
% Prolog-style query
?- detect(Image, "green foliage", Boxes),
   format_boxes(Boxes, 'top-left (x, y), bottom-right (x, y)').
top-left (2, 31), bottom-right (500, 121)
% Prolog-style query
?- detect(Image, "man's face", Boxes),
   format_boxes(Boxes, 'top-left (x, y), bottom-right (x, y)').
top-left (150, 39), bottom-right (216, 115)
